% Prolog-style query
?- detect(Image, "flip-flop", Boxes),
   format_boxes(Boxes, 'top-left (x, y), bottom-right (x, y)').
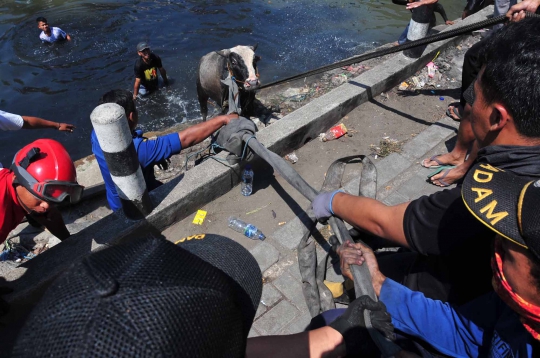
top-left (446, 105), bottom-right (463, 122)
top-left (427, 166), bottom-right (455, 187)
top-left (421, 154), bottom-right (447, 169)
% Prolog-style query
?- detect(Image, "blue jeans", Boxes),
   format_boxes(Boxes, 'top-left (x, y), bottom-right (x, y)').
top-left (398, 24), bottom-right (409, 45)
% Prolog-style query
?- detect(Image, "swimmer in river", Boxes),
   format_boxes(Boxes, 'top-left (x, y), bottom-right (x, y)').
top-left (36, 17), bottom-right (71, 43)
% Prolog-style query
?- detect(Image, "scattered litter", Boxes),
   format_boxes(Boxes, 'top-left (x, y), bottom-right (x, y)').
top-left (285, 152), bottom-right (298, 164)
top-left (398, 82), bottom-right (409, 90)
top-left (261, 300), bottom-right (268, 307)
top-left (192, 210), bottom-right (207, 225)
top-left (246, 203), bottom-right (271, 215)
top-left (426, 62), bottom-right (437, 78)
top-left (271, 210), bottom-right (277, 219)
top-left (320, 123), bottom-right (347, 142)
top-left (430, 90), bottom-right (435, 94)
top-left (370, 137), bottom-right (402, 158)
top-left (278, 221), bottom-right (286, 226)
top-left (439, 97), bottom-right (444, 101)
top-left (331, 74), bottom-right (348, 86)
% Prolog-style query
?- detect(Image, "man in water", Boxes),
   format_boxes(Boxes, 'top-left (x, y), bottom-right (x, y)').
top-left (36, 17), bottom-right (71, 43)
top-left (133, 42), bottom-right (169, 99)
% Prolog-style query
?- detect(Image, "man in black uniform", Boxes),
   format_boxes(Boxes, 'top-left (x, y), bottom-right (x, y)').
top-left (312, 18), bottom-right (540, 305)
top-left (133, 42), bottom-right (169, 100)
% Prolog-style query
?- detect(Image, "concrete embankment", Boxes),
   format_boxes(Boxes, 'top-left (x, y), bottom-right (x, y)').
top-left (0, 6), bottom-right (493, 344)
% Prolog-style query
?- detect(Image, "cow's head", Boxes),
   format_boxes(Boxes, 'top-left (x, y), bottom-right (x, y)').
top-left (217, 45), bottom-right (261, 91)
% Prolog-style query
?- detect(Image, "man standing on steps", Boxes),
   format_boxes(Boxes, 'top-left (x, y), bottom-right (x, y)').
top-left (133, 42), bottom-right (169, 100)
top-left (92, 89), bottom-right (238, 212)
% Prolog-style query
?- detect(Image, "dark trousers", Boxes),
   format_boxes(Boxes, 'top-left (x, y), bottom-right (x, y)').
top-left (459, 38), bottom-right (486, 107)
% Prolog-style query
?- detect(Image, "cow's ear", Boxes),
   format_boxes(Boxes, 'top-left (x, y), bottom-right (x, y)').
top-left (254, 55), bottom-right (262, 62)
top-left (216, 49), bottom-right (231, 57)
top-left (250, 44), bottom-right (258, 52)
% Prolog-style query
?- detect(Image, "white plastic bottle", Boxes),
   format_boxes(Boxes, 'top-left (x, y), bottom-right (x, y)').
top-left (241, 165), bottom-right (254, 196)
top-left (228, 217), bottom-right (266, 241)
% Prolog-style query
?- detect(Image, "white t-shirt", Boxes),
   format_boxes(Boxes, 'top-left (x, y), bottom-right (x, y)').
top-left (39, 27), bottom-right (67, 43)
top-left (0, 110), bottom-right (24, 131)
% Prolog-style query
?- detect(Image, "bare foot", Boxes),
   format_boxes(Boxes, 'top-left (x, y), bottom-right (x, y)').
top-left (430, 162), bottom-right (470, 187)
top-left (446, 105), bottom-right (463, 121)
top-left (421, 152), bottom-right (465, 168)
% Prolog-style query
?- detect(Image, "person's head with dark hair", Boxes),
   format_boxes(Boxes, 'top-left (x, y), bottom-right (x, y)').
top-left (463, 163), bottom-right (540, 339)
top-left (36, 17), bottom-right (50, 34)
top-left (470, 18), bottom-right (540, 147)
top-left (99, 89), bottom-right (138, 130)
top-left (12, 234), bottom-right (262, 357)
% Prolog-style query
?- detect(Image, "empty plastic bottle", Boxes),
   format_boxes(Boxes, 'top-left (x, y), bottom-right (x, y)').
top-left (241, 165), bottom-right (254, 196)
top-left (228, 217), bottom-right (266, 241)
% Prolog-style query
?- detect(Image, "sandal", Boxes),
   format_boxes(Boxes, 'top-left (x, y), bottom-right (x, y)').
top-left (427, 166), bottom-right (456, 187)
top-left (421, 154), bottom-right (451, 169)
top-left (446, 104), bottom-right (463, 122)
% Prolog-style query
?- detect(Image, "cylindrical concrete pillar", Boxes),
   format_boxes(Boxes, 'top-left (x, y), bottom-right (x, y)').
top-left (403, 2), bottom-right (434, 59)
top-left (90, 103), bottom-right (153, 219)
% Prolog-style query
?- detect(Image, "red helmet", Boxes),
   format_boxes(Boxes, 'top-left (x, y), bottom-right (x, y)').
top-left (11, 139), bottom-right (84, 204)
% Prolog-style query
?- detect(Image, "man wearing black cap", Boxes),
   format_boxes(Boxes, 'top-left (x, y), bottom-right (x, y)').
top-left (311, 17), bottom-right (540, 306)
top-left (133, 42), bottom-right (169, 100)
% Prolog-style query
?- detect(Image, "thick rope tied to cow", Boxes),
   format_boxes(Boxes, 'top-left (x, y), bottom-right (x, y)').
top-left (258, 12), bottom-right (540, 90)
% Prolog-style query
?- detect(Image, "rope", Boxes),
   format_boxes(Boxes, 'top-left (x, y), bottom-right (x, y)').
top-left (259, 13), bottom-right (540, 90)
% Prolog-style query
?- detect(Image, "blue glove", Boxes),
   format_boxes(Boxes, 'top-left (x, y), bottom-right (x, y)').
top-left (311, 190), bottom-right (343, 223)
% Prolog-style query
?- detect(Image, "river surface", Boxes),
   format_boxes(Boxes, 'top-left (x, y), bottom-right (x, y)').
top-left (0, 0), bottom-right (462, 163)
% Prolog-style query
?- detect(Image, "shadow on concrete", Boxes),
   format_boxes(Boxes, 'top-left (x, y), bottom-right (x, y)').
top-left (397, 88), bottom-right (460, 98)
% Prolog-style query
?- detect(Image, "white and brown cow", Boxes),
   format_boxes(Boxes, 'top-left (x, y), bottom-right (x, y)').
top-left (196, 45), bottom-right (261, 121)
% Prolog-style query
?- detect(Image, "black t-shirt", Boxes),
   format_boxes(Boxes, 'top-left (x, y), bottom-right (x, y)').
top-left (402, 186), bottom-right (494, 305)
top-left (400, 145), bottom-right (540, 305)
top-left (134, 53), bottom-right (163, 90)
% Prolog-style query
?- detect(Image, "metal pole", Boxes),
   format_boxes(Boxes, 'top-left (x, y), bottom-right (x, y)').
top-left (90, 103), bottom-right (153, 219)
top-left (403, 2), bottom-right (434, 58)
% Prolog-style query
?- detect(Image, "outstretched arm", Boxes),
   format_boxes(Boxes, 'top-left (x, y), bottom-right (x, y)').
top-left (331, 192), bottom-right (409, 247)
top-left (178, 113), bottom-right (238, 148)
top-left (22, 116), bottom-right (75, 132)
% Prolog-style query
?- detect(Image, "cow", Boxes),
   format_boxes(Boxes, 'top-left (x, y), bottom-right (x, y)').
top-left (196, 45), bottom-right (261, 121)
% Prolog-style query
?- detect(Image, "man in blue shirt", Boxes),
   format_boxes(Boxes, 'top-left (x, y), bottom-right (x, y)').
top-left (91, 89), bottom-right (238, 211)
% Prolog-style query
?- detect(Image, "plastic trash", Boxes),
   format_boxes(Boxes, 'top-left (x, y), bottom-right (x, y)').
top-left (228, 217), bottom-right (266, 240)
top-left (285, 152), bottom-right (298, 164)
top-left (320, 123), bottom-right (348, 142)
top-left (427, 62), bottom-right (437, 78)
top-left (241, 165), bottom-right (254, 196)
top-left (192, 210), bottom-right (207, 225)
